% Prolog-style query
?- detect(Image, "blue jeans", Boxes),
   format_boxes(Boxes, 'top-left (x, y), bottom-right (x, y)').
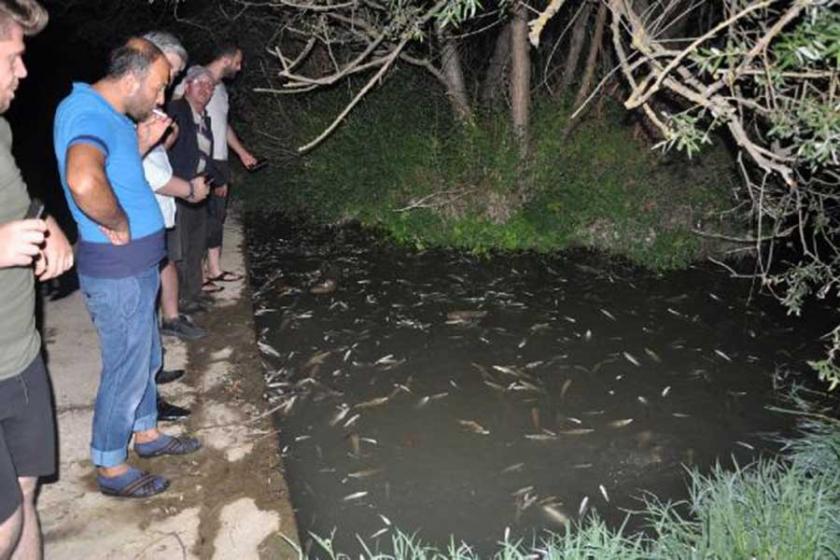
top-left (79, 266), bottom-right (161, 467)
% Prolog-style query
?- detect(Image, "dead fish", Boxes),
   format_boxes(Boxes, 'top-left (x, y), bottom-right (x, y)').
top-left (609, 418), bottom-right (634, 428)
top-left (257, 341), bottom-right (282, 358)
top-left (502, 462), bottom-right (525, 474)
top-left (578, 496), bottom-right (590, 516)
top-left (429, 392), bottom-right (449, 401)
top-left (623, 352), bottom-right (641, 367)
top-left (354, 396), bottom-right (391, 409)
top-left (348, 467), bottom-right (383, 479)
top-left (525, 434), bottom-right (558, 441)
top-left (644, 348), bottom-right (662, 363)
top-left (600, 308), bottom-right (617, 321)
top-left (342, 491), bottom-right (368, 501)
top-left (661, 386), bottom-right (671, 397)
top-left (560, 379), bottom-right (573, 400)
top-left (305, 350), bottom-right (332, 367)
top-left (512, 485), bottom-right (534, 496)
top-left (542, 504), bottom-right (569, 525)
top-left (446, 310), bottom-right (487, 321)
top-left (637, 396), bottom-right (649, 406)
top-left (343, 413), bottom-right (361, 428)
top-left (599, 484), bottom-right (610, 502)
top-left (458, 419), bottom-right (490, 435)
top-left (672, 412), bottom-right (690, 418)
top-left (584, 329), bottom-right (592, 341)
top-left (714, 349), bottom-right (733, 362)
top-left (558, 429), bottom-right (594, 436)
top-left (735, 441), bottom-right (755, 450)
top-left (379, 514), bottom-right (392, 526)
top-left (369, 527), bottom-right (389, 539)
top-left (330, 406), bottom-right (350, 426)
top-left (415, 396), bottom-right (430, 408)
top-left (374, 354), bottom-right (397, 365)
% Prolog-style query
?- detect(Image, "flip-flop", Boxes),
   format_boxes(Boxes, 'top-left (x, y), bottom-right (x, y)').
top-left (202, 280), bottom-right (224, 293)
top-left (97, 467), bottom-right (169, 498)
top-left (208, 271), bottom-right (243, 282)
top-left (135, 434), bottom-right (202, 458)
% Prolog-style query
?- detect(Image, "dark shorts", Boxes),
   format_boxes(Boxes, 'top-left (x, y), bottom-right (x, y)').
top-left (212, 158), bottom-right (231, 186)
top-left (166, 226), bottom-right (182, 262)
top-left (0, 354), bottom-right (56, 523)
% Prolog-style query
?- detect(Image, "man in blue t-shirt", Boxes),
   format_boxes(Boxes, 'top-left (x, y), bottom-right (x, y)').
top-left (54, 37), bottom-right (200, 498)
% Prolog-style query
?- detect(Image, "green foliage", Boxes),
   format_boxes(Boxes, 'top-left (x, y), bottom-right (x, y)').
top-left (241, 72), bottom-right (734, 270)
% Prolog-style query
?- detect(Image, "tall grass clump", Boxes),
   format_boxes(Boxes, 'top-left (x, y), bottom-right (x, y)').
top-left (242, 69), bottom-right (739, 269)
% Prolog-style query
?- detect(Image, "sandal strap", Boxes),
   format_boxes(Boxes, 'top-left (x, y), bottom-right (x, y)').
top-left (119, 472), bottom-right (158, 497)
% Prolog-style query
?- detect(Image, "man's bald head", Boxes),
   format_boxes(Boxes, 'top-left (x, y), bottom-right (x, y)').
top-left (107, 37), bottom-right (166, 81)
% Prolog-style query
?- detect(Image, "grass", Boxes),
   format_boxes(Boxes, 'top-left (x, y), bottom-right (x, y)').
top-left (276, 421), bottom-right (840, 559)
top-left (240, 70), bottom-right (738, 270)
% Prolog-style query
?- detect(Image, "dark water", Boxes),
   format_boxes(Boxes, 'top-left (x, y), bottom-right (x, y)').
top-left (246, 217), bottom-right (834, 555)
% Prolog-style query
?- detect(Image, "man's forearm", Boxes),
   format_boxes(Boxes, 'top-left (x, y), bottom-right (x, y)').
top-left (155, 176), bottom-right (191, 199)
top-left (226, 125), bottom-right (249, 158)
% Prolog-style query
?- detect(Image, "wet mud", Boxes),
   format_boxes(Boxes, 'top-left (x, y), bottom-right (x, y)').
top-left (246, 217), bottom-right (834, 554)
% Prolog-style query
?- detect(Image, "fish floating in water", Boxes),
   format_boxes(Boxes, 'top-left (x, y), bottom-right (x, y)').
top-left (458, 419), bottom-right (490, 435)
top-left (609, 418), bottom-right (634, 428)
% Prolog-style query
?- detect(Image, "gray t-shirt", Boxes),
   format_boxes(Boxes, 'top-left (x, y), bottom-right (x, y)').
top-left (0, 117), bottom-right (40, 380)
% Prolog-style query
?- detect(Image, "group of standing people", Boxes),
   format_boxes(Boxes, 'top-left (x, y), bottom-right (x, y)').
top-left (0, 0), bottom-right (259, 558)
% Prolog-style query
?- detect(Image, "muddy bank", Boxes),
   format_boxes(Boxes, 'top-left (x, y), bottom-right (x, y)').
top-left (40, 212), bottom-right (299, 559)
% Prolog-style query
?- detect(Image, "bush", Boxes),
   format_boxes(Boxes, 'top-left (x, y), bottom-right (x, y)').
top-left (240, 70), bottom-right (737, 270)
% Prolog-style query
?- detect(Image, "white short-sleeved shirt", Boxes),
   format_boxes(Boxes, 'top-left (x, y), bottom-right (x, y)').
top-left (143, 145), bottom-right (176, 228)
top-left (206, 83), bottom-right (229, 161)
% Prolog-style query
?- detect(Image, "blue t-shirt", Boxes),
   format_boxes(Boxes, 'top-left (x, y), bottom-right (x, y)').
top-left (54, 83), bottom-right (164, 278)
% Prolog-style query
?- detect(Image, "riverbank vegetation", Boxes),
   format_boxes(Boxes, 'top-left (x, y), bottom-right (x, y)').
top-left (240, 74), bottom-right (737, 270)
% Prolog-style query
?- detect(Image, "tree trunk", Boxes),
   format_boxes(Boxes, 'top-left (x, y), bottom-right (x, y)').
top-left (510, 1), bottom-right (531, 161)
top-left (438, 28), bottom-right (473, 123)
top-left (573, 0), bottom-right (608, 108)
top-left (558, 0), bottom-right (592, 93)
top-left (480, 22), bottom-right (512, 108)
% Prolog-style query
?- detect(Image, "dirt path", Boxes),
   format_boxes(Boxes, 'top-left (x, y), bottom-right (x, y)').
top-left (39, 211), bottom-right (300, 559)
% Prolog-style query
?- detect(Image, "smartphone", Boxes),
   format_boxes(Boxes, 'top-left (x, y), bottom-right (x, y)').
top-left (248, 159), bottom-right (268, 173)
top-left (25, 197), bottom-right (44, 220)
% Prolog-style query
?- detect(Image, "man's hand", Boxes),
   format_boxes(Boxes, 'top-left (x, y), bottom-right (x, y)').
top-left (214, 184), bottom-right (229, 198)
top-left (136, 111), bottom-right (172, 156)
top-left (238, 151), bottom-right (258, 169)
top-left (37, 216), bottom-right (74, 281)
top-left (0, 219), bottom-right (47, 269)
top-left (190, 175), bottom-right (210, 202)
top-left (99, 223), bottom-right (130, 246)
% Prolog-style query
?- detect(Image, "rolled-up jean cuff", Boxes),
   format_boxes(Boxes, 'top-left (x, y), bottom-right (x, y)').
top-left (90, 447), bottom-right (128, 468)
top-left (133, 412), bottom-right (157, 433)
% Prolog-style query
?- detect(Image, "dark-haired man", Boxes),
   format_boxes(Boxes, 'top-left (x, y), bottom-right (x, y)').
top-left (202, 44), bottom-right (256, 285)
top-left (54, 37), bottom-right (200, 499)
top-left (0, 1), bottom-right (74, 557)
